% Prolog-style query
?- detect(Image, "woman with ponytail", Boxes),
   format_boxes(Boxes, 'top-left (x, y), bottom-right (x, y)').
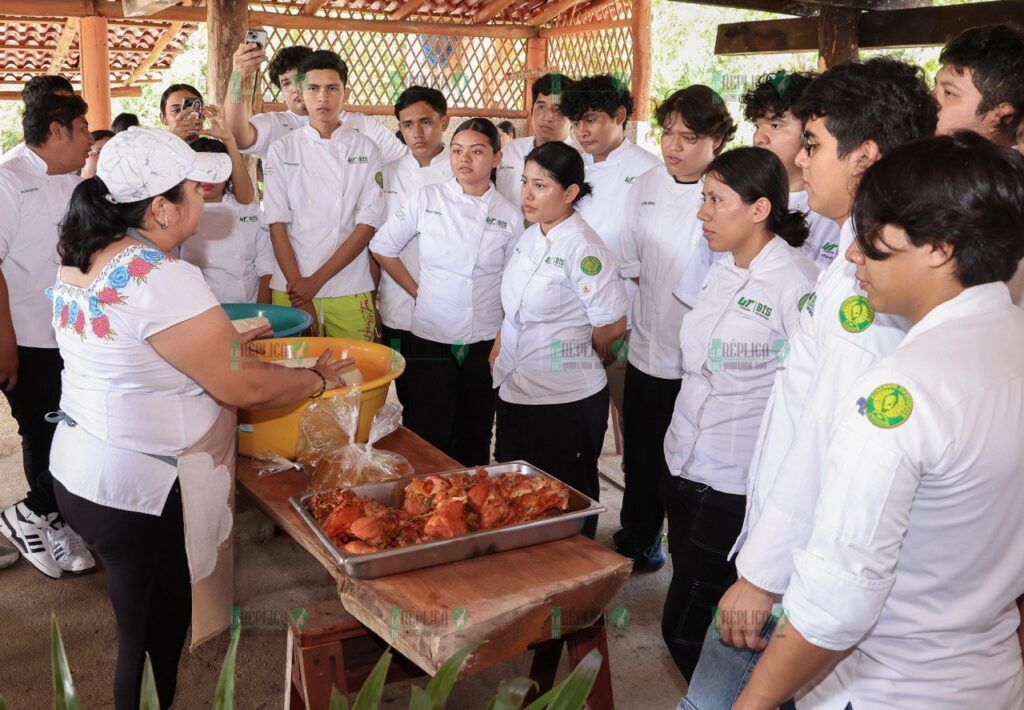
top-left (659, 146), bottom-right (818, 678)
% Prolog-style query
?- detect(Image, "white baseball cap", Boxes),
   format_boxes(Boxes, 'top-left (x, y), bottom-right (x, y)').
top-left (96, 127), bottom-right (232, 204)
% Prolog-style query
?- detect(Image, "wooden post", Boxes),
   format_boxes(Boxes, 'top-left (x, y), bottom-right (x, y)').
top-left (79, 16), bottom-right (111, 130)
top-left (817, 6), bottom-right (860, 70)
top-left (524, 36), bottom-right (548, 137)
top-left (207, 0), bottom-right (250, 105)
top-left (630, 0), bottom-right (652, 121)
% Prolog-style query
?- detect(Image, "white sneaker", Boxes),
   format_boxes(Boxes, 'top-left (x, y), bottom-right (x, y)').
top-left (0, 542), bottom-right (18, 569)
top-left (0, 502), bottom-right (61, 578)
top-left (49, 520), bottom-right (96, 575)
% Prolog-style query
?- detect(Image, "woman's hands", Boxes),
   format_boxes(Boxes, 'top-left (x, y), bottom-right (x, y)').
top-left (310, 348), bottom-right (357, 391)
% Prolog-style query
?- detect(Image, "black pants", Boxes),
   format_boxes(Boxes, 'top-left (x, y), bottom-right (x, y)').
top-left (2, 346), bottom-right (63, 516)
top-left (494, 387), bottom-right (609, 539)
top-left (616, 363), bottom-right (681, 555)
top-left (400, 333), bottom-right (496, 466)
top-left (54, 479), bottom-right (191, 710)
top-left (380, 325), bottom-right (413, 406)
top-left (660, 474), bottom-right (746, 682)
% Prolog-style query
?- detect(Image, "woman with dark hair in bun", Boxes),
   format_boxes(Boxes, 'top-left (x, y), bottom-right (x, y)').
top-left (491, 141), bottom-right (627, 538)
top-left (660, 145), bottom-right (818, 680)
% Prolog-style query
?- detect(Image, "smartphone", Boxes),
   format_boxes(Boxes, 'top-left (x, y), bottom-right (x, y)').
top-left (245, 29), bottom-right (268, 50)
top-left (181, 97), bottom-right (203, 121)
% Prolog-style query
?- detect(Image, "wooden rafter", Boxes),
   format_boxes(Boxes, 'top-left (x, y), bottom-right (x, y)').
top-left (575, 0), bottom-right (624, 24)
top-left (668, 0), bottom-right (818, 16)
top-left (389, 0), bottom-right (428, 20)
top-left (47, 17), bottom-right (79, 74)
top-left (0, 43), bottom-right (150, 53)
top-left (122, 19), bottom-right (183, 86)
top-left (471, 0), bottom-right (518, 24)
top-left (527, 0), bottom-right (590, 27)
top-left (300, 0), bottom-right (333, 15)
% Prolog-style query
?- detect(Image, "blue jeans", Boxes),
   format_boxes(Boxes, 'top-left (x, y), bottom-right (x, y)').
top-left (678, 617), bottom-right (796, 710)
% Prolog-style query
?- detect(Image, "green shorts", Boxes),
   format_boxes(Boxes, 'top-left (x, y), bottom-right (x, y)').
top-left (271, 290), bottom-right (376, 342)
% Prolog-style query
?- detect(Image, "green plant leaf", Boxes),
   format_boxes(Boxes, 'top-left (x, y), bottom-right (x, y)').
top-left (139, 654), bottom-right (160, 710)
top-left (424, 640), bottom-right (484, 707)
top-left (51, 614), bottom-right (81, 710)
top-left (329, 685), bottom-right (349, 710)
top-left (211, 630), bottom-right (240, 710)
top-left (486, 677), bottom-right (537, 710)
top-left (408, 686), bottom-right (433, 710)
top-left (351, 648), bottom-right (391, 710)
top-left (0, 692), bottom-right (8, 710)
top-left (542, 649), bottom-right (602, 710)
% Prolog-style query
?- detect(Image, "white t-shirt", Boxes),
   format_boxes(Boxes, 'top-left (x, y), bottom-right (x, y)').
top-left (179, 192), bottom-right (274, 303)
top-left (378, 147), bottom-right (453, 331)
top-left (790, 190), bottom-right (841, 271)
top-left (370, 178), bottom-right (522, 344)
top-left (0, 142), bottom-right (26, 166)
top-left (493, 212), bottom-right (628, 405)
top-left (263, 124), bottom-right (385, 299)
top-left (494, 134), bottom-right (581, 210)
top-left (243, 108), bottom-right (407, 165)
top-left (0, 148), bottom-right (81, 348)
top-left (48, 244), bottom-right (222, 515)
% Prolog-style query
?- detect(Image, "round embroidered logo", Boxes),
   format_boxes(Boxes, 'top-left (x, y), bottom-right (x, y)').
top-left (865, 383), bottom-right (913, 429)
top-left (839, 295), bottom-right (874, 333)
top-left (798, 292), bottom-right (813, 312)
top-left (580, 256), bottom-right (602, 276)
top-left (374, 171), bottom-right (384, 189)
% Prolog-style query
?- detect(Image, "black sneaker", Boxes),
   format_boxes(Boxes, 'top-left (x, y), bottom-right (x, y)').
top-left (631, 540), bottom-right (666, 573)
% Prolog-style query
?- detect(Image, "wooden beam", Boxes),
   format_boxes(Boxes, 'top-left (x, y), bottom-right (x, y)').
top-left (576, 0), bottom-right (624, 24)
top-left (818, 6), bottom-right (859, 67)
top-left (207, 0), bottom-right (248, 104)
top-left (122, 20), bottom-right (183, 86)
top-left (299, 0), bottom-right (332, 16)
top-left (630, 0), bottom-right (652, 121)
top-left (471, 0), bottom-right (518, 24)
top-left (0, 86), bottom-right (142, 100)
top-left (0, 43), bottom-right (151, 53)
top-left (79, 16), bottom-right (110, 129)
top-left (715, 0), bottom-right (1024, 55)
top-left (527, 0), bottom-right (590, 27)
top-left (390, 0), bottom-right (428, 20)
top-left (47, 18), bottom-right (79, 74)
top-left (539, 18), bottom-right (631, 37)
top-left (523, 35), bottom-right (547, 135)
top-left (668, 0), bottom-right (818, 17)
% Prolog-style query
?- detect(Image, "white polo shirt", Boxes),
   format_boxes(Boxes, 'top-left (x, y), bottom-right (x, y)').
top-left (370, 178), bottom-right (522, 345)
top-left (786, 282), bottom-right (1024, 709)
top-left (377, 147), bottom-right (453, 331)
top-left (664, 237), bottom-right (817, 495)
top-left (619, 167), bottom-right (710, 379)
top-left (179, 192), bottom-right (274, 303)
top-left (494, 134), bottom-right (580, 210)
top-left (733, 219), bottom-right (910, 594)
top-left (243, 108), bottom-right (407, 165)
top-left (0, 148), bottom-right (81, 348)
top-left (263, 124), bottom-right (385, 299)
top-left (493, 212), bottom-right (628, 405)
top-left (790, 190), bottom-right (841, 271)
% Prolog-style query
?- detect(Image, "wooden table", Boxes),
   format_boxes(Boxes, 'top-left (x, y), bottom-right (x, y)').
top-left (236, 426), bottom-right (632, 707)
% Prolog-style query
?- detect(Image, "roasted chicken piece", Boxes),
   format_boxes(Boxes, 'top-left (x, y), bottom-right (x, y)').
top-left (423, 498), bottom-right (470, 539)
top-left (312, 489), bottom-right (365, 542)
top-left (343, 540), bottom-right (381, 554)
top-left (467, 480), bottom-right (511, 529)
top-left (403, 474), bottom-right (452, 515)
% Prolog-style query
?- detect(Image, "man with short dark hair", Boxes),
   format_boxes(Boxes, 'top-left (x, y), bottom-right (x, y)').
top-left (0, 94), bottom-right (96, 578)
top-left (0, 75), bottom-right (75, 166)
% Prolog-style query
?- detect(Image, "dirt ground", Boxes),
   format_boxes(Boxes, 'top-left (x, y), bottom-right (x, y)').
top-left (0, 396), bottom-right (686, 709)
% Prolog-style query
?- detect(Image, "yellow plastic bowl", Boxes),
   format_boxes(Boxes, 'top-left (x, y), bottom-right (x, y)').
top-left (237, 337), bottom-right (405, 459)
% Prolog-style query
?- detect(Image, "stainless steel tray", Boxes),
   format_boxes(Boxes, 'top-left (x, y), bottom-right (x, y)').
top-left (291, 461), bottom-right (605, 579)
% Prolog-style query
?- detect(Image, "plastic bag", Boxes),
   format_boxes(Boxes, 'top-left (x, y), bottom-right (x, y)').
top-left (252, 451), bottom-right (301, 479)
top-left (297, 389), bottom-right (412, 490)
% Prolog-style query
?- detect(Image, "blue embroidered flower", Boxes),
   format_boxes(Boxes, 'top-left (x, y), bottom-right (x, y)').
top-left (68, 299), bottom-right (80, 323)
top-left (88, 295), bottom-right (103, 318)
top-left (54, 296), bottom-right (64, 319)
top-left (108, 265), bottom-right (131, 289)
top-left (45, 287), bottom-right (53, 301)
top-left (140, 248), bottom-right (164, 264)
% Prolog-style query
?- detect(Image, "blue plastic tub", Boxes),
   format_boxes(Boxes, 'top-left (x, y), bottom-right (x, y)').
top-left (221, 303), bottom-right (314, 338)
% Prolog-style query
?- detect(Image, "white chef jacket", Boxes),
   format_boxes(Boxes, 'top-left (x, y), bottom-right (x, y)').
top-left (179, 192), bottom-right (274, 303)
top-left (664, 237), bottom-right (817, 495)
top-left (494, 134), bottom-right (581, 210)
top-left (0, 142), bottom-right (26, 165)
top-left (784, 282), bottom-right (1024, 710)
top-left (789, 190), bottom-right (841, 271)
top-left (493, 212), bottom-right (628, 405)
top-left (733, 219), bottom-right (910, 593)
top-left (619, 167), bottom-right (710, 379)
top-left (48, 245), bottom-right (222, 515)
top-left (377, 147), bottom-right (453, 331)
top-left (243, 108), bottom-right (407, 164)
top-left (1008, 258), bottom-right (1024, 307)
top-left (263, 124), bottom-right (385, 299)
top-left (0, 148), bottom-right (81, 348)
top-left (370, 178), bottom-right (522, 345)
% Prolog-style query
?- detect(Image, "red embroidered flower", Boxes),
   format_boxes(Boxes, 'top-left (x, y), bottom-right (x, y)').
top-left (91, 315), bottom-right (111, 338)
top-left (98, 287), bottom-right (120, 304)
top-left (127, 258), bottom-right (152, 279)
top-left (60, 305), bottom-right (69, 327)
top-left (73, 312), bottom-right (85, 334)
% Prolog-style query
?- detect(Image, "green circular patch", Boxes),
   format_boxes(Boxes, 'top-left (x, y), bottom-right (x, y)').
top-left (798, 292), bottom-right (813, 312)
top-left (839, 295), bottom-right (874, 333)
top-left (580, 256), bottom-right (602, 276)
top-left (374, 171), bottom-right (384, 189)
top-left (865, 383), bottom-right (913, 429)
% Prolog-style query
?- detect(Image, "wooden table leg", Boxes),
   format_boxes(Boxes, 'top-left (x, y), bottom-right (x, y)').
top-left (524, 636), bottom-right (566, 703)
top-left (297, 640), bottom-right (347, 708)
top-left (565, 615), bottom-right (614, 710)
